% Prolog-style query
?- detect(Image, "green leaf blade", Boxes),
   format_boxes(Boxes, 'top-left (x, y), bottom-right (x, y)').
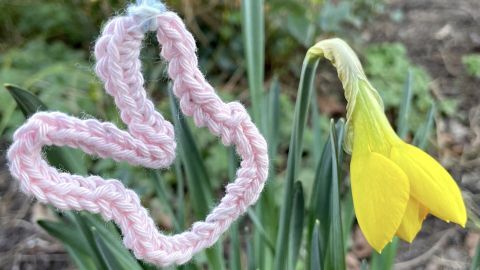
top-left (324, 121), bottom-right (345, 270)
top-left (5, 84), bottom-right (47, 117)
top-left (396, 70), bottom-right (413, 139)
top-left (310, 220), bottom-right (323, 270)
top-left (241, 0), bottom-right (265, 124)
top-left (288, 181), bottom-right (305, 270)
top-left (92, 227), bottom-right (142, 270)
top-left (274, 56), bottom-right (319, 270)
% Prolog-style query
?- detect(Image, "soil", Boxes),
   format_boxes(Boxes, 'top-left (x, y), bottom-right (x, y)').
top-left (0, 141), bottom-right (72, 269)
top-left (1, 0), bottom-right (480, 269)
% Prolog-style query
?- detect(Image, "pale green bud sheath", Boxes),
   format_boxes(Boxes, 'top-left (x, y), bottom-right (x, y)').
top-left (307, 38), bottom-right (398, 153)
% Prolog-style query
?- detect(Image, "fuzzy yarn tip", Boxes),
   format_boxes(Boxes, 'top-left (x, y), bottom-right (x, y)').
top-left (127, 0), bottom-right (167, 32)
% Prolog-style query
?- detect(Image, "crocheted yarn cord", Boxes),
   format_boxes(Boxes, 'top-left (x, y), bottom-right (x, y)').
top-left (7, 1), bottom-right (268, 267)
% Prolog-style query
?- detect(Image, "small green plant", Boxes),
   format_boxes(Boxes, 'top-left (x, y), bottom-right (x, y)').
top-left (363, 43), bottom-right (456, 129)
top-left (462, 54), bottom-right (480, 78)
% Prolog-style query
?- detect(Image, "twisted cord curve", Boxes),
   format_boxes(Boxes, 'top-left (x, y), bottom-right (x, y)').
top-left (7, 5), bottom-right (268, 267)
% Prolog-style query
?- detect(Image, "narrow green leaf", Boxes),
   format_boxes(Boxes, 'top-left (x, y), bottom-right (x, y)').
top-left (274, 56), bottom-right (319, 270)
top-left (150, 170), bottom-right (173, 204)
top-left (81, 214), bottom-right (139, 264)
top-left (73, 212), bottom-right (118, 236)
top-left (38, 220), bottom-right (91, 258)
top-left (413, 103), bottom-right (436, 149)
top-left (4, 84), bottom-right (47, 117)
top-left (288, 181), bottom-right (305, 270)
top-left (73, 213), bottom-right (135, 268)
top-left (92, 227), bottom-right (143, 270)
top-left (92, 227), bottom-right (124, 270)
top-left (310, 220), bottom-right (323, 270)
top-left (46, 147), bottom-right (87, 175)
top-left (252, 77), bottom-right (279, 269)
top-left (228, 148), bottom-right (242, 270)
top-left (242, 1), bottom-right (266, 264)
top-left (310, 87), bottom-right (323, 163)
top-left (150, 170), bottom-right (180, 231)
top-left (228, 147), bottom-right (239, 180)
top-left (85, 214), bottom-right (143, 269)
top-left (370, 238), bottom-right (398, 270)
top-left (247, 229), bottom-right (256, 270)
top-left (309, 135), bottom-right (332, 244)
top-left (307, 119), bottom-right (346, 265)
top-left (63, 245), bottom-right (97, 270)
top-left (334, 119), bottom-right (346, 168)
top-left (174, 158), bottom-right (186, 230)
top-left (341, 189), bottom-right (355, 251)
top-left (471, 239), bottom-right (480, 270)
top-left (241, 0), bottom-right (265, 124)
top-left (46, 213), bottom-right (108, 269)
top-left (267, 77), bottom-right (280, 164)
top-left (229, 222), bottom-right (242, 270)
top-left (168, 89), bottom-right (212, 217)
top-left (324, 120), bottom-right (345, 270)
top-left (396, 70), bottom-right (413, 139)
top-left (247, 208), bottom-right (275, 252)
top-left (307, 120), bottom-right (346, 270)
top-left (70, 213), bottom-right (109, 269)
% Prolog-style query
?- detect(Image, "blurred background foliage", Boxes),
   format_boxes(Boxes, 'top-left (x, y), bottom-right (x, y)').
top-left (0, 0), bottom-right (441, 173)
top-left (0, 0), bottom-right (467, 269)
top-left (462, 54), bottom-right (480, 79)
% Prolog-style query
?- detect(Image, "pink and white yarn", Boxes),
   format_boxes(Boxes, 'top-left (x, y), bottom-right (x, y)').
top-left (7, 0), bottom-right (268, 266)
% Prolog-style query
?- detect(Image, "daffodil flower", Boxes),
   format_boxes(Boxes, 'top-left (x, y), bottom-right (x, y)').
top-left (307, 38), bottom-right (467, 252)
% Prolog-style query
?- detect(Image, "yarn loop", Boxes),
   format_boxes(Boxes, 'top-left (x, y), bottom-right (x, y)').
top-left (7, 2), bottom-right (268, 267)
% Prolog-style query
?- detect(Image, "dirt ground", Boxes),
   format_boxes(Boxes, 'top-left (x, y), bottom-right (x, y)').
top-left (0, 142), bottom-right (72, 269)
top-left (1, 0), bottom-right (480, 269)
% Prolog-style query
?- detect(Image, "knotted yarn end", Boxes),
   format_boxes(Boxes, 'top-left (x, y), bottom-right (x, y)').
top-left (127, 0), bottom-right (167, 32)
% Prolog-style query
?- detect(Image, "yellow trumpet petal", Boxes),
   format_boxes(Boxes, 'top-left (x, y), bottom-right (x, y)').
top-left (351, 151), bottom-right (410, 252)
top-left (395, 198), bottom-right (428, 242)
top-left (391, 143), bottom-right (466, 226)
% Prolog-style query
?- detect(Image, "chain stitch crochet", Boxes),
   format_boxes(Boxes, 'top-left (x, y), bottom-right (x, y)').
top-left (7, 1), bottom-right (268, 266)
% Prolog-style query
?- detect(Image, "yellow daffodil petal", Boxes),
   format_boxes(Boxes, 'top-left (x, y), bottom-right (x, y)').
top-left (391, 143), bottom-right (466, 226)
top-left (396, 198), bottom-right (428, 242)
top-left (351, 151), bottom-right (410, 252)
